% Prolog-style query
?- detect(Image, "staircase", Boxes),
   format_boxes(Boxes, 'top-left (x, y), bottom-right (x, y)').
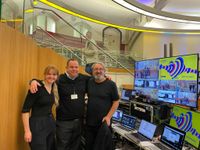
top-left (27, 3), bottom-right (134, 75)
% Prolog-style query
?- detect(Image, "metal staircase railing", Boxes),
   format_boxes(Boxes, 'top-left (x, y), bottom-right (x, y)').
top-left (28, 1), bottom-right (133, 75)
top-left (33, 26), bottom-right (87, 65)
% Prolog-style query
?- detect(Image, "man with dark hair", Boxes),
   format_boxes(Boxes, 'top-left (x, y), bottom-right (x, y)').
top-left (30, 58), bottom-right (90, 150)
top-left (85, 62), bottom-right (119, 150)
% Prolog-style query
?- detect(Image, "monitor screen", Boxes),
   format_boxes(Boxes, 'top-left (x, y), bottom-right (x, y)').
top-left (161, 124), bottom-right (185, 150)
top-left (138, 120), bottom-right (157, 140)
top-left (170, 106), bottom-right (200, 149)
top-left (121, 89), bottom-right (132, 101)
top-left (158, 54), bottom-right (199, 107)
top-left (121, 114), bottom-right (136, 129)
top-left (134, 59), bottom-right (159, 101)
top-left (112, 110), bottom-right (123, 122)
top-left (134, 54), bottom-right (199, 108)
top-left (131, 90), bottom-right (136, 96)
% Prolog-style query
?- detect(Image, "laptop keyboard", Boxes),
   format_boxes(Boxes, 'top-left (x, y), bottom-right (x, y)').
top-left (131, 133), bottom-right (148, 141)
top-left (118, 125), bottom-right (132, 131)
top-left (154, 142), bottom-right (171, 150)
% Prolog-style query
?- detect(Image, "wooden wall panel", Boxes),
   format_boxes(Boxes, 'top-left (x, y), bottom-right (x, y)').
top-left (0, 23), bottom-right (38, 150)
top-left (37, 47), bottom-right (67, 78)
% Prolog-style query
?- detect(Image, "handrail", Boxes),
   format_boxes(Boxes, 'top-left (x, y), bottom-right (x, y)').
top-left (29, 0), bottom-right (133, 75)
top-left (35, 26), bottom-right (87, 64)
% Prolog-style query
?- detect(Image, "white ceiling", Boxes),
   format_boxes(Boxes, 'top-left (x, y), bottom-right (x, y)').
top-left (163, 0), bottom-right (200, 15)
top-left (56, 0), bottom-right (200, 30)
top-left (8, 0), bottom-right (200, 30)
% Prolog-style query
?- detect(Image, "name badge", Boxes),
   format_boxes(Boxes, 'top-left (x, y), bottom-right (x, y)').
top-left (71, 94), bottom-right (78, 100)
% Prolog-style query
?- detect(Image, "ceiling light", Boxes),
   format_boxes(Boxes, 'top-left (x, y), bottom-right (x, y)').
top-left (0, 19), bottom-right (23, 22)
top-left (33, 0), bottom-right (38, 5)
top-left (37, 0), bottom-right (200, 34)
top-left (25, 9), bottom-right (34, 13)
top-left (113, 0), bottom-right (200, 24)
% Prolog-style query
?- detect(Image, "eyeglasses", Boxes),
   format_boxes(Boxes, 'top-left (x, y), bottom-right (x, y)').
top-left (93, 68), bottom-right (105, 71)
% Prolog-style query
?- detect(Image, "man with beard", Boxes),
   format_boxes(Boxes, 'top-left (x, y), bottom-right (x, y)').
top-left (85, 62), bottom-right (119, 150)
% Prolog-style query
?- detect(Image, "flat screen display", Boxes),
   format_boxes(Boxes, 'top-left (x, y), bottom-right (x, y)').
top-left (134, 54), bottom-right (199, 108)
top-left (121, 114), bottom-right (136, 129)
top-left (138, 120), bottom-right (157, 140)
top-left (158, 54), bottom-right (198, 107)
top-left (134, 59), bottom-right (159, 101)
top-left (121, 88), bottom-right (132, 101)
top-left (170, 106), bottom-right (200, 149)
top-left (112, 110), bottom-right (123, 122)
top-left (161, 124), bottom-right (185, 150)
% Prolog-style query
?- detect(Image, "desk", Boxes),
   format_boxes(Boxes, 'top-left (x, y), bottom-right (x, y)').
top-left (112, 123), bottom-right (146, 150)
top-left (112, 124), bottom-right (190, 150)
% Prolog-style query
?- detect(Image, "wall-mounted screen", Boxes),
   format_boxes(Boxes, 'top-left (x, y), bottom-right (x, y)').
top-left (134, 59), bottom-right (159, 101)
top-left (170, 106), bottom-right (200, 149)
top-left (134, 54), bottom-right (199, 108)
top-left (158, 54), bottom-right (198, 107)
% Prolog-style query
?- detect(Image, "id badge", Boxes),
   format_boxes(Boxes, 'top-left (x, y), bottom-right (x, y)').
top-left (71, 94), bottom-right (78, 100)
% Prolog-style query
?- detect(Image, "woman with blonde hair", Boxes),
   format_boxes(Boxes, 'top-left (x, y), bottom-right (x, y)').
top-left (22, 65), bottom-right (59, 150)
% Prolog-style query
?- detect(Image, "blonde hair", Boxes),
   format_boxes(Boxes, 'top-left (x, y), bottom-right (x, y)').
top-left (44, 65), bottom-right (59, 76)
top-left (43, 65), bottom-right (59, 106)
top-left (53, 83), bottom-right (59, 107)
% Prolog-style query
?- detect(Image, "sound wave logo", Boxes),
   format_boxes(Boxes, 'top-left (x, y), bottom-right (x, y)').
top-left (159, 57), bottom-right (197, 79)
top-left (171, 112), bottom-right (200, 140)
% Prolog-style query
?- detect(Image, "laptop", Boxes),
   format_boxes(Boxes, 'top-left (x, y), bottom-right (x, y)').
top-left (126, 120), bottom-right (157, 143)
top-left (116, 114), bottom-right (136, 132)
top-left (151, 124), bottom-right (186, 150)
top-left (120, 89), bottom-right (132, 102)
top-left (112, 109), bottom-right (123, 124)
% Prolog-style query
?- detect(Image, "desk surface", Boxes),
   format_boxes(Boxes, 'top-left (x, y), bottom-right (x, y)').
top-left (112, 123), bottom-right (191, 150)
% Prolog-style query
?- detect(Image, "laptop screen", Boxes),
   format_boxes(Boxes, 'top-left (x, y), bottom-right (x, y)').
top-left (161, 124), bottom-right (185, 150)
top-left (138, 120), bottom-right (157, 140)
top-left (112, 110), bottom-right (123, 122)
top-left (121, 114), bottom-right (136, 129)
top-left (121, 89), bottom-right (132, 101)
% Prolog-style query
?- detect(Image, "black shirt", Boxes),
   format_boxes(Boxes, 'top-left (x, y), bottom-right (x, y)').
top-left (56, 73), bottom-right (90, 121)
top-left (22, 84), bottom-right (54, 117)
top-left (86, 78), bottom-right (119, 126)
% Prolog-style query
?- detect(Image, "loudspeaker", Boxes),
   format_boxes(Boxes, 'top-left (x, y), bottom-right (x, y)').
top-left (164, 44), bottom-right (167, 58)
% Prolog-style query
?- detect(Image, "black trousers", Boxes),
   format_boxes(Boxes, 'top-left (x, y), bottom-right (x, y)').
top-left (85, 125), bottom-right (99, 150)
top-left (56, 119), bottom-right (81, 150)
top-left (29, 116), bottom-right (56, 150)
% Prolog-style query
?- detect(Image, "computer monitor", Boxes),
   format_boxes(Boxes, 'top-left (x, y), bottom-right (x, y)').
top-left (134, 59), bottom-right (159, 102)
top-left (121, 89), bottom-right (132, 101)
top-left (161, 124), bottom-right (185, 150)
top-left (138, 120), bottom-right (157, 140)
top-left (158, 54), bottom-right (199, 108)
top-left (131, 90), bottom-right (136, 96)
top-left (170, 106), bottom-right (200, 149)
top-left (134, 54), bottom-right (199, 108)
top-left (121, 114), bottom-right (136, 129)
top-left (112, 109), bottom-right (123, 122)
